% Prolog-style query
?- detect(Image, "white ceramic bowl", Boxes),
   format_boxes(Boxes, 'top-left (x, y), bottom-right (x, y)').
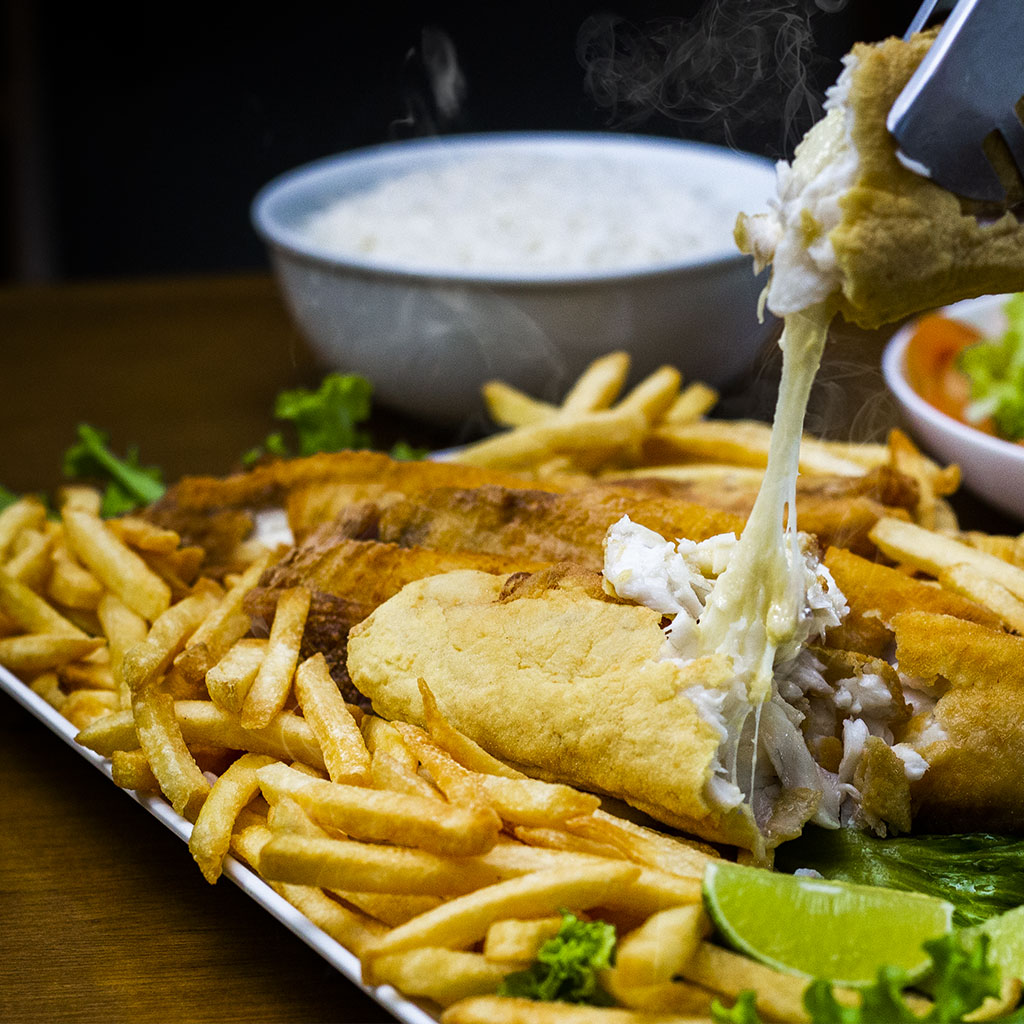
top-left (883, 293), bottom-right (1024, 522)
top-left (251, 132), bottom-right (778, 425)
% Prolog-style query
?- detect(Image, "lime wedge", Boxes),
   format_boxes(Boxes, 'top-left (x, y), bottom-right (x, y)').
top-left (966, 906), bottom-right (1024, 983)
top-left (702, 860), bottom-right (954, 988)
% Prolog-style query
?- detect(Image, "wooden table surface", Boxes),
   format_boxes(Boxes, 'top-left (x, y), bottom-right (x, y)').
top-left (0, 274), bottom-right (430, 1024)
top-left (0, 272), bottom-right (1018, 1024)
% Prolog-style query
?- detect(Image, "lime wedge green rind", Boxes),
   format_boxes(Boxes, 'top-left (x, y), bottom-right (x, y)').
top-left (702, 860), bottom-right (955, 989)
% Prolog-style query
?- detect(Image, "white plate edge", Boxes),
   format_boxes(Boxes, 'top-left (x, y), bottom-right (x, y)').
top-left (0, 662), bottom-right (439, 1024)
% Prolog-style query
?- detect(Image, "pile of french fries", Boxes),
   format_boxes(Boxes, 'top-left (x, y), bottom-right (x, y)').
top-left (2, 353), bottom-right (1024, 1024)
top-left (453, 352), bottom-right (972, 536)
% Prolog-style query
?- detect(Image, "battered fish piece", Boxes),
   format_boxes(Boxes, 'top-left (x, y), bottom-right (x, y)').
top-left (348, 556), bottom-right (917, 854)
top-left (608, 465), bottom-right (923, 557)
top-left (244, 520), bottom-right (547, 704)
top-left (374, 485), bottom-right (743, 571)
top-left (823, 546), bottom-right (1003, 657)
top-left (346, 565), bottom-right (761, 849)
top-left (893, 611), bottom-right (1024, 832)
top-left (736, 29), bottom-right (1024, 329)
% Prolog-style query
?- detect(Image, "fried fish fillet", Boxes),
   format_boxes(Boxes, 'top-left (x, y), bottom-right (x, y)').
top-left (346, 564), bottom-right (762, 849)
top-left (283, 456), bottom-right (566, 541)
top-left (244, 520), bottom-right (547, 704)
top-left (147, 450), bottom-right (559, 546)
top-left (373, 485), bottom-right (744, 570)
top-left (823, 546), bottom-right (1003, 657)
top-left (607, 465), bottom-right (922, 557)
top-left (893, 611), bottom-right (1024, 832)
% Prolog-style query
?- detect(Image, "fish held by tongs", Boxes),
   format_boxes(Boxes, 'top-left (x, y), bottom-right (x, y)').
top-left (888, 0), bottom-right (1024, 204)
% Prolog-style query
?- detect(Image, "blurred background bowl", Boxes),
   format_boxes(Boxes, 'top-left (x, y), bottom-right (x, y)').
top-left (883, 294), bottom-right (1024, 522)
top-left (252, 131), bottom-right (778, 427)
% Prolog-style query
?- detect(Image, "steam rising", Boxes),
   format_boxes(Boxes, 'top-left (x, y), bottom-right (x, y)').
top-left (393, 27), bottom-right (467, 137)
top-left (577, 0), bottom-right (849, 157)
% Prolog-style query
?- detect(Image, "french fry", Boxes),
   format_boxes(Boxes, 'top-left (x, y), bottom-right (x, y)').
top-left (55, 485), bottom-right (102, 515)
top-left (107, 516), bottom-right (183, 555)
top-left (121, 584), bottom-right (222, 693)
top-left (645, 420), bottom-right (867, 477)
top-left (293, 653), bottom-right (371, 785)
top-left (512, 826), bottom-right (628, 862)
top-left (612, 905), bottom-right (710, 989)
top-left (564, 811), bottom-right (715, 879)
top-left (483, 381), bottom-right (559, 428)
top-left (600, 973), bottom-right (715, 1016)
top-left (338, 891), bottom-right (443, 928)
top-left (938, 563), bottom-right (1024, 633)
top-left (186, 552), bottom-right (270, 662)
top-left (448, 407), bottom-right (648, 471)
top-left (110, 748), bottom-right (160, 792)
top-left (62, 507), bottom-right (171, 621)
top-left (189, 751), bottom-right (278, 883)
top-left (363, 861), bottom-right (640, 963)
top-left (0, 633), bottom-right (103, 673)
top-left (258, 832), bottom-right (506, 897)
top-left (0, 495), bottom-right (47, 561)
top-left (660, 382), bottom-right (719, 425)
top-left (74, 708), bottom-right (137, 755)
top-left (871, 517), bottom-right (1024, 601)
top-left (61, 657), bottom-right (116, 692)
top-left (96, 591), bottom-right (148, 707)
top-left (0, 567), bottom-right (86, 637)
top-left (240, 586), bottom-right (310, 729)
top-left (131, 683), bottom-right (210, 820)
top-left (231, 823), bottom-right (386, 958)
top-left (441, 995), bottom-right (713, 1023)
top-left (29, 670), bottom-right (65, 710)
top-left (205, 638), bottom-right (267, 713)
top-left (256, 762), bottom-right (500, 856)
top-left (887, 428), bottom-right (960, 531)
top-left (614, 366), bottom-right (682, 424)
top-left (971, 979), bottom-right (1024, 1022)
top-left (370, 750), bottom-right (445, 802)
top-left (559, 352), bottom-right (631, 413)
top-left (47, 554), bottom-right (103, 610)
top-left (362, 715), bottom-right (422, 774)
top-left (370, 948), bottom-right (510, 1006)
top-left (395, 721), bottom-right (600, 826)
top-left (483, 917), bottom-right (562, 964)
top-left (4, 527), bottom-right (53, 590)
top-left (675, 941), bottom-right (818, 1023)
top-left (60, 688), bottom-right (120, 729)
top-left (418, 678), bottom-right (525, 779)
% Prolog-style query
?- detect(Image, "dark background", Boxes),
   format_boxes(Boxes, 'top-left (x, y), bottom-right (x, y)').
top-left (2, 0), bottom-right (924, 284)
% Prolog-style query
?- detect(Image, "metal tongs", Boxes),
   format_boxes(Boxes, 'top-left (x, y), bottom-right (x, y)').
top-left (887, 0), bottom-right (1024, 203)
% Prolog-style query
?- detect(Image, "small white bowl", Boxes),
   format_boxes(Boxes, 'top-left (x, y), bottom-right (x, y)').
top-left (882, 293), bottom-right (1024, 522)
top-left (252, 132), bottom-right (778, 425)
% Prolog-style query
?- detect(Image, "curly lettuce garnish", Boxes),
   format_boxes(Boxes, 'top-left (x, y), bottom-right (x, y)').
top-left (712, 933), bottom-right (1014, 1024)
top-left (498, 910), bottom-right (616, 1005)
top-left (243, 373), bottom-right (425, 466)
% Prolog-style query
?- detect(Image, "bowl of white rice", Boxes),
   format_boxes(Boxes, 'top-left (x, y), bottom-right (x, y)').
top-left (252, 132), bottom-right (778, 425)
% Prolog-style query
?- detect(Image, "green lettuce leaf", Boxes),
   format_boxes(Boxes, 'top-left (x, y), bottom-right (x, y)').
top-left (243, 373), bottom-right (425, 465)
top-left (775, 827), bottom-right (1024, 927)
top-left (712, 934), bottom-right (1012, 1023)
top-left (957, 292), bottom-right (1024, 441)
top-left (498, 910), bottom-right (616, 1005)
top-left (62, 424), bottom-right (166, 517)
